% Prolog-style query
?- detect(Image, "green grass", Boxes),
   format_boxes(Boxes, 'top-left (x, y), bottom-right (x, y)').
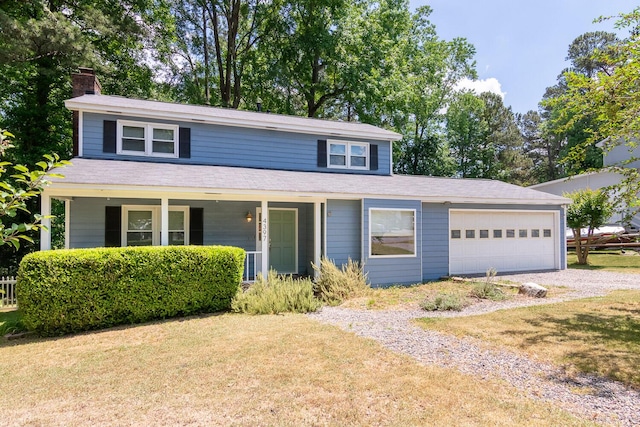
top-left (416, 290), bottom-right (640, 388)
top-left (0, 310), bottom-right (25, 336)
top-left (568, 250), bottom-right (640, 273)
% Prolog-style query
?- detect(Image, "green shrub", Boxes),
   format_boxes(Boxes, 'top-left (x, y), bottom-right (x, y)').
top-left (420, 292), bottom-right (468, 311)
top-left (231, 270), bottom-right (321, 314)
top-left (312, 257), bottom-right (369, 305)
top-left (469, 281), bottom-right (506, 301)
top-left (469, 268), bottom-right (506, 301)
top-left (17, 246), bottom-right (245, 336)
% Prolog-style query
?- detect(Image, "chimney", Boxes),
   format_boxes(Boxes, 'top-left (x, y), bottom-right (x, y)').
top-left (72, 67), bottom-right (101, 97)
top-left (71, 68), bottom-right (101, 157)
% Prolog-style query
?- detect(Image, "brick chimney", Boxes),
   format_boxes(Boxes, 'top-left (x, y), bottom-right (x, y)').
top-left (71, 68), bottom-right (101, 156)
top-left (72, 67), bottom-right (101, 97)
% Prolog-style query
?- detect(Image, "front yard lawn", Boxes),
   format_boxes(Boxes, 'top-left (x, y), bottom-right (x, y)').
top-left (0, 313), bottom-right (588, 426)
top-left (568, 250), bottom-right (640, 273)
top-left (416, 290), bottom-right (640, 388)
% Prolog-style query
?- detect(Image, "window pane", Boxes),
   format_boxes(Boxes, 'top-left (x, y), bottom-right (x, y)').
top-left (127, 232), bottom-right (153, 246)
top-left (543, 229), bottom-right (552, 237)
top-left (493, 229), bottom-right (502, 238)
top-left (451, 230), bottom-right (461, 239)
top-left (329, 144), bottom-right (346, 155)
top-left (350, 156), bottom-right (366, 167)
top-left (350, 145), bottom-right (366, 156)
top-left (531, 229), bottom-right (540, 237)
top-left (153, 140), bottom-right (175, 154)
top-left (128, 210), bottom-right (153, 230)
top-left (371, 210), bottom-right (415, 256)
top-left (123, 126), bottom-right (144, 139)
top-left (519, 229), bottom-right (528, 238)
top-left (506, 229), bottom-right (515, 238)
top-left (466, 230), bottom-right (475, 238)
top-left (330, 155), bottom-right (346, 166)
top-left (122, 138), bottom-right (145, 152)
top-left (480, 229), bottom-right (489, 238)
top-left (169, 210), bottom-right (185, 230)
top-left (153, 128), bottom-right (174, 141)
top-left (169, 231), bottom-right (185, 245)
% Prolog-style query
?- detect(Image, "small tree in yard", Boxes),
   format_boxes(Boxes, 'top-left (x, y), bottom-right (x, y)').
top-left (1, 129), bottom-right (69, 249)
top-left (565, 189), bottom-right (613, 265)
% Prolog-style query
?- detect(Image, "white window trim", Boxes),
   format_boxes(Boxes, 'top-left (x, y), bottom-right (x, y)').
top-left (368, 207), bottom-right (417, 258)
top-left (117, 120), bottom-right (179, 158)
top-left (122, 205), bottom-right (190, 247)
top-left (327, 139), bottom-right (369, 170)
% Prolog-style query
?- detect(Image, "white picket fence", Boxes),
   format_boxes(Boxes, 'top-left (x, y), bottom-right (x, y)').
top-left (0, 276), bottom-right (18, 308)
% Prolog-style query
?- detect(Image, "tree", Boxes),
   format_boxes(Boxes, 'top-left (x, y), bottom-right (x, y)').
top-left (565, 189), bottom-right (613, 265)
top-left (549, 9), bottom-right (640, 219)
top-left (517, 110), bottom-right (562, 183)
top-left (540, 31), bottom-right (619, 178)
top-left (445, 91), bottom-right (487, 178)
top-left (0, 0), bottom-right (167, 166)
top-left (165, 0), bottom-right (279, 107)
top-left (391, 6), bottom-right (476, 176)
top-left (0, 129), bottom-right (69, 249)
top-left (478, 92), bottom-right (532, 185)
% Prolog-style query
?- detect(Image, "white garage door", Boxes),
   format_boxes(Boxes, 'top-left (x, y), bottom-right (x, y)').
top-left (449, 210), bottom-right (558, 275)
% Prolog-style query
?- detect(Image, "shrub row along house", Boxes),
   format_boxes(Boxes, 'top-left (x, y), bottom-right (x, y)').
top-left (40, 69), bottom-right (570, 285)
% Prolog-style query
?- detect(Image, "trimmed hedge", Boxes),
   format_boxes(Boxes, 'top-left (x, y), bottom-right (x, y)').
top-left (17, 246), bottom-right (245, 336)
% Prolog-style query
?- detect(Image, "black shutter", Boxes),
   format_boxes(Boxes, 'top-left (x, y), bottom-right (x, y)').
top-left (179, 127), bottom-right (191, 158)
top-left (317, 139), bottom-right (327, 167)
top-left (103, 120), bottom-right (117, 153)
top-left (105, 206), bottom-right (122, 247)
top-left (370, 144), bottom-right (378, 170)
top-left (189, 207), bottom-right (204, 245)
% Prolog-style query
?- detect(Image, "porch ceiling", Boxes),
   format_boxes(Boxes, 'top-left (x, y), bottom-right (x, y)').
top-left (48, 158), bottom-right (571, 205)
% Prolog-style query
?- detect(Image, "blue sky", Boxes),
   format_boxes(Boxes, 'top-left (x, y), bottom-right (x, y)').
top-left (409, 1), bottom-right (637, 115)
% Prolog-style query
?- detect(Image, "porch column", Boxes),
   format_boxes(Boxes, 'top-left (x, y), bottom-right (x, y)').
top-left (40, 193), bottom-right (51, 250)
top-left (260, 200), bottom-right (269, 277)
top-left (64, 198), bottom-right (71, 249)
top-left (314, 201), bottom-right (322, 278)
top-left (160, 197), bottom-right (169, 246)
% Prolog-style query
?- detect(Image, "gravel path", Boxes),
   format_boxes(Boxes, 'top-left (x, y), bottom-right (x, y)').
top-left (308, 270), bottom-right (640, 426)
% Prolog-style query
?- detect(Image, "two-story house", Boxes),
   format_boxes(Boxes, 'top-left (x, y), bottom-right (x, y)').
top-left (41, 69), bottom-right (570, 285)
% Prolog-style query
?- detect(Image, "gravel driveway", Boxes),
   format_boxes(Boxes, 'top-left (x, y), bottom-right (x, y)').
top-left (308, 269), bottom-right (640, 426)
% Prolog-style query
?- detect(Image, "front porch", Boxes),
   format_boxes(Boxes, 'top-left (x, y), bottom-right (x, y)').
top-left (40, 191), bottom-right (326, 282)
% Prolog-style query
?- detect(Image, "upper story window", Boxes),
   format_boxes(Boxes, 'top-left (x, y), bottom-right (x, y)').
top-left (117, 120), bottom-right (179, 158)
top-left (328, 140), bottom-right (369, 170)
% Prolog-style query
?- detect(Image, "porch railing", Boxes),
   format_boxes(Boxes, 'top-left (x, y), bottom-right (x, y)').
top-left (243, 251), bottom-right (262, 282)
top-left (0, 276), bottom-right (18, 308)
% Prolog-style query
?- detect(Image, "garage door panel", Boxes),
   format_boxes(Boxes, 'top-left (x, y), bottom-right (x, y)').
top-left (450, 211), bottom-right (558, 275)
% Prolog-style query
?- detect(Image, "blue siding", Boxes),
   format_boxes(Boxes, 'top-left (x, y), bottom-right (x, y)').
top-left (326, 199), bottom-right (361, 267)
top-left (81, 112), bottom-right (392, 175)
top-left (69, 198), bottom-right (314, 275)
top-left (422, 203), bottom-right (449, 280)
top-left (363, 199), bottom-right (422, 286)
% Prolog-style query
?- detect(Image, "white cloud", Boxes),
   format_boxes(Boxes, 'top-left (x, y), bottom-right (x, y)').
top-left (455, 77), bottom-right (506, 99)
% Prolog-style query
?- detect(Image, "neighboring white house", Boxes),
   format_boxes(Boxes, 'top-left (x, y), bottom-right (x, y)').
top-left (530, 142), bottom-right (640, 231)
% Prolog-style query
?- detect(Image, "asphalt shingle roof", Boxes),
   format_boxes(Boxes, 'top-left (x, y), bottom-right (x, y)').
top-left (50, 158), bottom-right (571, 205)
top-left (65, 95), bottom-right (402, 142)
